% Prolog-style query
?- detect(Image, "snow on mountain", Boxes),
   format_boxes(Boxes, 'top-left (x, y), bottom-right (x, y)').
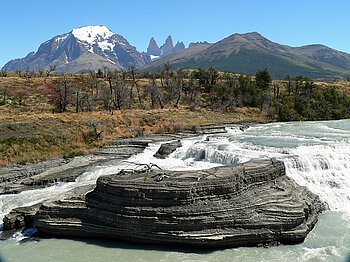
top-left (72, 25), bottom-right (115, 44)
top-left (72, 25), bottom-right (121, 53)
top-left (149, 55), bottom-right (160, 61)
top-left (2, 25), bottom-right (151, 73)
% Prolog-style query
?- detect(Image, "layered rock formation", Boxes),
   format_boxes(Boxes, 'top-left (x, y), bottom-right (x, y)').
top-left (31, 159), bottom-right (325, 247)
top-left (3, 204), bottom-right (41, 230)
top-left (0, 139), bottom-right (148, 195)
top-left (0, 126), bottom-right (231, 195)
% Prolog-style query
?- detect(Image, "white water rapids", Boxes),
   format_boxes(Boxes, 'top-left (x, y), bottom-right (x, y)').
top-left (0, 120), bottom-right (350, 262)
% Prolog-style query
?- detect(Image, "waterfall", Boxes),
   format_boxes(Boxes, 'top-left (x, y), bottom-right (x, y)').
top-left (0, 120), bottom-right (349, 261)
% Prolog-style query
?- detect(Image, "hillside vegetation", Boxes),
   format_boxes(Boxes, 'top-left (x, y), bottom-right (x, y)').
top-left (0, 66), bottom-right (350, 166)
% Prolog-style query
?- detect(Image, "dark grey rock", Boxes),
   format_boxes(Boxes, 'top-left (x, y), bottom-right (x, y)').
top-left (3, 203), bottom-right (41, 230)
top-left (160, 36), bottom-right (174, 57)
top-left (0, 134), bottom-right (194, 195)
top-left (153, 140), bottom-right (182, 159)
top-left (148, 36), bottom-right (186, 59)
top-left (31, 159), bottom-right (326, 248)
top-left (147, 37), bottom-right (161, 56)
top-left (173, 41), bottom-right (185, 53)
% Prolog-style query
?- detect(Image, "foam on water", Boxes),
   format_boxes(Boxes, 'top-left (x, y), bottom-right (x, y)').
top-left (0, 119), bottom-right (350, 261)
top-left (174, 121), bottom-right (350, 214)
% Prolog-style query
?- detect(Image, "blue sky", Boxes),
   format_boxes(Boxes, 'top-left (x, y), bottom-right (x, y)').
top-left (0, 0), bottom-right (349, 68)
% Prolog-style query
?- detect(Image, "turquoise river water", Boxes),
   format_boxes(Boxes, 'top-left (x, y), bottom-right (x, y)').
top-left (0, 120), bottom-right (349, 262)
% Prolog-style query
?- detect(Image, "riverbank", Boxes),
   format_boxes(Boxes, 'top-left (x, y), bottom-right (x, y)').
top-left (1, 119), bottom-right (349, 261)
top-left (0, 108), bottom-right (266, 167)
top-left (0, 123), bottom-right (252, 195)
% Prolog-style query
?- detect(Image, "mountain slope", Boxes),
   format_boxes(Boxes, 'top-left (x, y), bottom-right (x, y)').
top-left (54, 53), bottom-right (123, 73)
top-left (142, 43), bottom-right (213, 71)
top-left (142, 32), bottom-right (350, 79)
top-left (2, 25), bottom-right (150, 73)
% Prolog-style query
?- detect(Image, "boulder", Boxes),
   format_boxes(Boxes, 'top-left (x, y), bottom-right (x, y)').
top-left (3, 203), bottom-right (41, 230)
top-left (153, 140), bottom-right (182, 159)
top-left (32, 159), bottom-right (326, 248)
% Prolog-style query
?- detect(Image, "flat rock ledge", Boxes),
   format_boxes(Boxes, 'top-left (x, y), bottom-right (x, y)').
top-left (27, 159), bottom-right (326, 248)
top-left (0, 134), bottom-right (189, 195)
top-left (0, 123), bottom-right (249, 195)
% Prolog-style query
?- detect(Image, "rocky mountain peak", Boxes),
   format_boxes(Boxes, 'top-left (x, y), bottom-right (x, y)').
top-left (160, 35), bottom-right (175, 56)
top-left (173, 41), bottom-right (185, 53)
top-left (146, 35), bottom-right (186, 60)
top-left (147, 37), bottom-right (161, 56)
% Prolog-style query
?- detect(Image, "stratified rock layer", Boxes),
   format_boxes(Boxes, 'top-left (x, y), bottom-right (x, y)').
top-left (34, 159), bottom-right (326, 247)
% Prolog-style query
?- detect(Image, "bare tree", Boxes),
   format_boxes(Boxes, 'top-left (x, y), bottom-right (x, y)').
top-left (110, 79), bottom-right (129, 110)
top-left (100, 81), bottom-right (112, 111)
top-left (88, 121), bottom-right (104, 139)
top-left (15, 70), bottom-right (22, 77)
top-left (128, 63), bottom-right (136, 109)
top-left (46, 65), bottom-right (56, 77)
top-left (173, 68), bottom-right (184, 106)
top-left (54, 76), bottom-right (71, 112)
top-left (163, 62), bottom-right (172, 88)
top-left (273, 80), bottom-right (280, 100)
top-left (0, 83), bottom-right (8, 105)
top-left (0, 70), bottom-right (8, 77)
top-left (75, 85), bottom-right (81, 113)
top-left (284, 75), bottom-right (293, 96)
top-left (0, 70), bottom-right (5, 77)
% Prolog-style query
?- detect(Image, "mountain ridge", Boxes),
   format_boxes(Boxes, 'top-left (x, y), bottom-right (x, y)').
top-left (3, 28), bottom-right (350, 79)
top-left (142, 32), bottom-right (350, 79)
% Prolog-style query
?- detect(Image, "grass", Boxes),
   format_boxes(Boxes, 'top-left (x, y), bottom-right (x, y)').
top-left (0, 106), bottom-right (262, 166)
top-left (1, 74), bottom-right (348, 166)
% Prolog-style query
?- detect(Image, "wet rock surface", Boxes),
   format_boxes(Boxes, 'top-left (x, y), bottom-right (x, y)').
top-left (0, 134), bottom-right (193, 195)
top-left (31, 159), bottom-right (326, 248)
top-left (0, 123), bottom-right (235, 195)
top-left (154, 140), bottom-right (182, 159)
top-left (3, 204), bottom-right (42, 230)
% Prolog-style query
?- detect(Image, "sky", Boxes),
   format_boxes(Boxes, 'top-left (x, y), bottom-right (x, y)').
top-left (0, 0), bottom-right (350, 68)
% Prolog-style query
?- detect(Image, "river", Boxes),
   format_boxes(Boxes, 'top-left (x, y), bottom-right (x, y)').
top-left (0, 120), bottom-right (349, 262)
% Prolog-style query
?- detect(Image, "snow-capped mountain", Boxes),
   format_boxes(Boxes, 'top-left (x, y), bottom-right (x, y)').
top-left (2, 25), bottom-right (150, 73)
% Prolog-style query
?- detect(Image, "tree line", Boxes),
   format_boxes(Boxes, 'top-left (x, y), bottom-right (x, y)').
top-left (1, 64), bottom-right (350, 121)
